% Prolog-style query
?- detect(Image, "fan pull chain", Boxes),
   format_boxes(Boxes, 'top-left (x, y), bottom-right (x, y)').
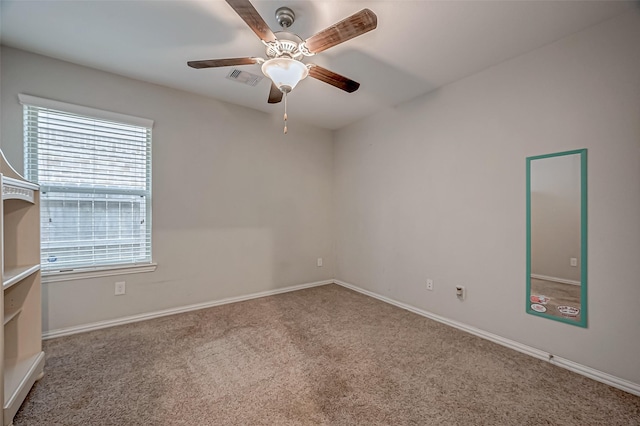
top-left (283, 91), bottom-right (288, 134)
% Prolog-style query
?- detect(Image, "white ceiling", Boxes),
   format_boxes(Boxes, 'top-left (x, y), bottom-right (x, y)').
top-left (0, 1), bottom-right (631, 130)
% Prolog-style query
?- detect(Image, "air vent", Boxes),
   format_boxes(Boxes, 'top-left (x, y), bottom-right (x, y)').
top-left (226, 69), bottom-right (263, 87)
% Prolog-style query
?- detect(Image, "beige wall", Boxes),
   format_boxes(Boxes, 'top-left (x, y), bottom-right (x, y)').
top-left (0, 47), bottom-right (335, 332)
top-left (2, 10), bottom-right (639, 387)
top-left (334, 12), bottom-right (640, 385)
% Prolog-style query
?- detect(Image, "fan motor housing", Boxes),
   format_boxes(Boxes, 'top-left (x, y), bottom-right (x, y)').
top-left (266, 32), bottom-right (304, 60)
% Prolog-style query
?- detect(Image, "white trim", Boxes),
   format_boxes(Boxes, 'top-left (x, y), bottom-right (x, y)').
top-left (2, 176), bottom-right (39, 191)
top-left (18, 94), bottom-right (154, 128)
top-left (40, 277), bottom-right (640, 397)
top-left (531, 274), bottom-right (581, 286)
top-left (42, 263), bottom-right (157, 283)
top-left (551, 356), bottom-right (640, 397)
top-left (334, 279), bottom-right (640, 397)
top-left (42, 279), bottom-right (333, 340)
top-left (2, 175), bottom-right (38, 204)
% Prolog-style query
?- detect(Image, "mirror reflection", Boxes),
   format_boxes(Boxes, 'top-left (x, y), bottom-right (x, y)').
top-left (527, 149), bottom-right (587, 327)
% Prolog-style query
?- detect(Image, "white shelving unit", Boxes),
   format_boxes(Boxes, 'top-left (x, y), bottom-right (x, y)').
top-left (0, 150), bottom-right (44, 426)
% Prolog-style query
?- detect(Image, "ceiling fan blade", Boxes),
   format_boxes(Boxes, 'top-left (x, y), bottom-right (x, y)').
top-left (308, 65), bottom-right (360, 93)
top-left (302, 9), bottom-right (377, 55)
top-left (187, 57), bottom-right (260, 69)
top-left (268, 82), bottom-right (283, 104)
top-left (226, 0), bottom-right (277, 43)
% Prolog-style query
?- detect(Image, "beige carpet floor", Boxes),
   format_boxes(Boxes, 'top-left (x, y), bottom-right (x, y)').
top-left (14, 284), bottom-right (640, 425)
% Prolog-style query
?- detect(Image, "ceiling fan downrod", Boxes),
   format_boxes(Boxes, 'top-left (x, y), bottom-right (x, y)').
top-left (275, 7), bottom-right (295, 28)
top-left (187, 1), bottom-right (378, 133)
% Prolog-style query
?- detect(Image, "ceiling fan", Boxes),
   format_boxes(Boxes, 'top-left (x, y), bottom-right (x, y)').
top-left (187, 0), bottom-right (378, 133)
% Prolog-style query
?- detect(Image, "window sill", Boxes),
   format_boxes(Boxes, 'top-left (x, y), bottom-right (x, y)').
top-left (42, 263), bottom-right (157, 283)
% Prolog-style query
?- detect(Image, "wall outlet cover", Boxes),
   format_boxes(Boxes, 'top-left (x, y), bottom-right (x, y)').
top-left (426, 279), bottom-right (434, 291)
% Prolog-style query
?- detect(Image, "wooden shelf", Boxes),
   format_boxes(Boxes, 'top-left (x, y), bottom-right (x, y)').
top-left (3, 264), bottom-right (40, 290)
top-left (2, 310), bottom-right (20, 326)
top-left (3, 352), bottom-right (45, 422)
top-left (0, 152), bottom-right (44, 426)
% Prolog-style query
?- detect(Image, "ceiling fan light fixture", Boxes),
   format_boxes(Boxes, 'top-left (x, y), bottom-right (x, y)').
top-left (261, 58), bottom-right (309, 93)
top-left (188, 2), bottom-right (377, 133)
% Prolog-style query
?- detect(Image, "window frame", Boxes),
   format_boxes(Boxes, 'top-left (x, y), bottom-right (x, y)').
top-left (19, 94), bottom-right (156, 280)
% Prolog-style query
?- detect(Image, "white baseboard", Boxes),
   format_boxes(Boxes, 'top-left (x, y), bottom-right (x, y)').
top-left (531, 274), bottom-right (580, 286)
top-left (334, 280), bottom-right (640, 397)
top-left (42, 279), bottom-right (333, 340)
top-left (42, 277), bottom-right (639, 397)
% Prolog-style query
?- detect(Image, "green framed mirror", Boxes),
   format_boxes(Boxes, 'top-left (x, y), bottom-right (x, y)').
top-left (526, 149), bottom-right (587, 327)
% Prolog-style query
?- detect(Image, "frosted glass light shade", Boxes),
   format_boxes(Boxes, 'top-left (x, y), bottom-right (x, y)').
top-left (262, 58), bottom-right (309, 93)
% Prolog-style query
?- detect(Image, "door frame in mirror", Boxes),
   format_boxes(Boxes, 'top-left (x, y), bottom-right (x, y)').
top-left (526, 149), bottom-right (587, 327)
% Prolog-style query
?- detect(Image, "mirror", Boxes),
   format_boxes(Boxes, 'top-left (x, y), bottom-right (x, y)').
top-left (526, 149), bottom-right (587, 327)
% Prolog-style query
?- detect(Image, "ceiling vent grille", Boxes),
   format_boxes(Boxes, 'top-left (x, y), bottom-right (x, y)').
top-left (226, 69), bottom-right (263, 87)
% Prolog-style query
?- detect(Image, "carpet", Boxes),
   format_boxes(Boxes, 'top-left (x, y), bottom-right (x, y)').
top-left (14, 284), bottom-right (640, 425)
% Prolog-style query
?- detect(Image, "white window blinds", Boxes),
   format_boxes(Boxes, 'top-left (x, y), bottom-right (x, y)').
top-left (21, 95), bottom-right (152, 273)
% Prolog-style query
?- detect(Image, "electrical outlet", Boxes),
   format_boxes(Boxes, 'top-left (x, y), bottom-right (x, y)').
top-left (456, 285), bottom-right (466, 300)
top-left (115, 281), bottom-right (126, 296)
top-left (426, 279), bottom-right (434, 291)
top-left (570, 258), bottom-right (578, 267)
top-left (317, 258), bottom-right (323, 267)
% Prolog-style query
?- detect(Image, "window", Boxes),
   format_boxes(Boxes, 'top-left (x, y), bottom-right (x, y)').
top-left (21, 95), bottom-right (152, 274)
